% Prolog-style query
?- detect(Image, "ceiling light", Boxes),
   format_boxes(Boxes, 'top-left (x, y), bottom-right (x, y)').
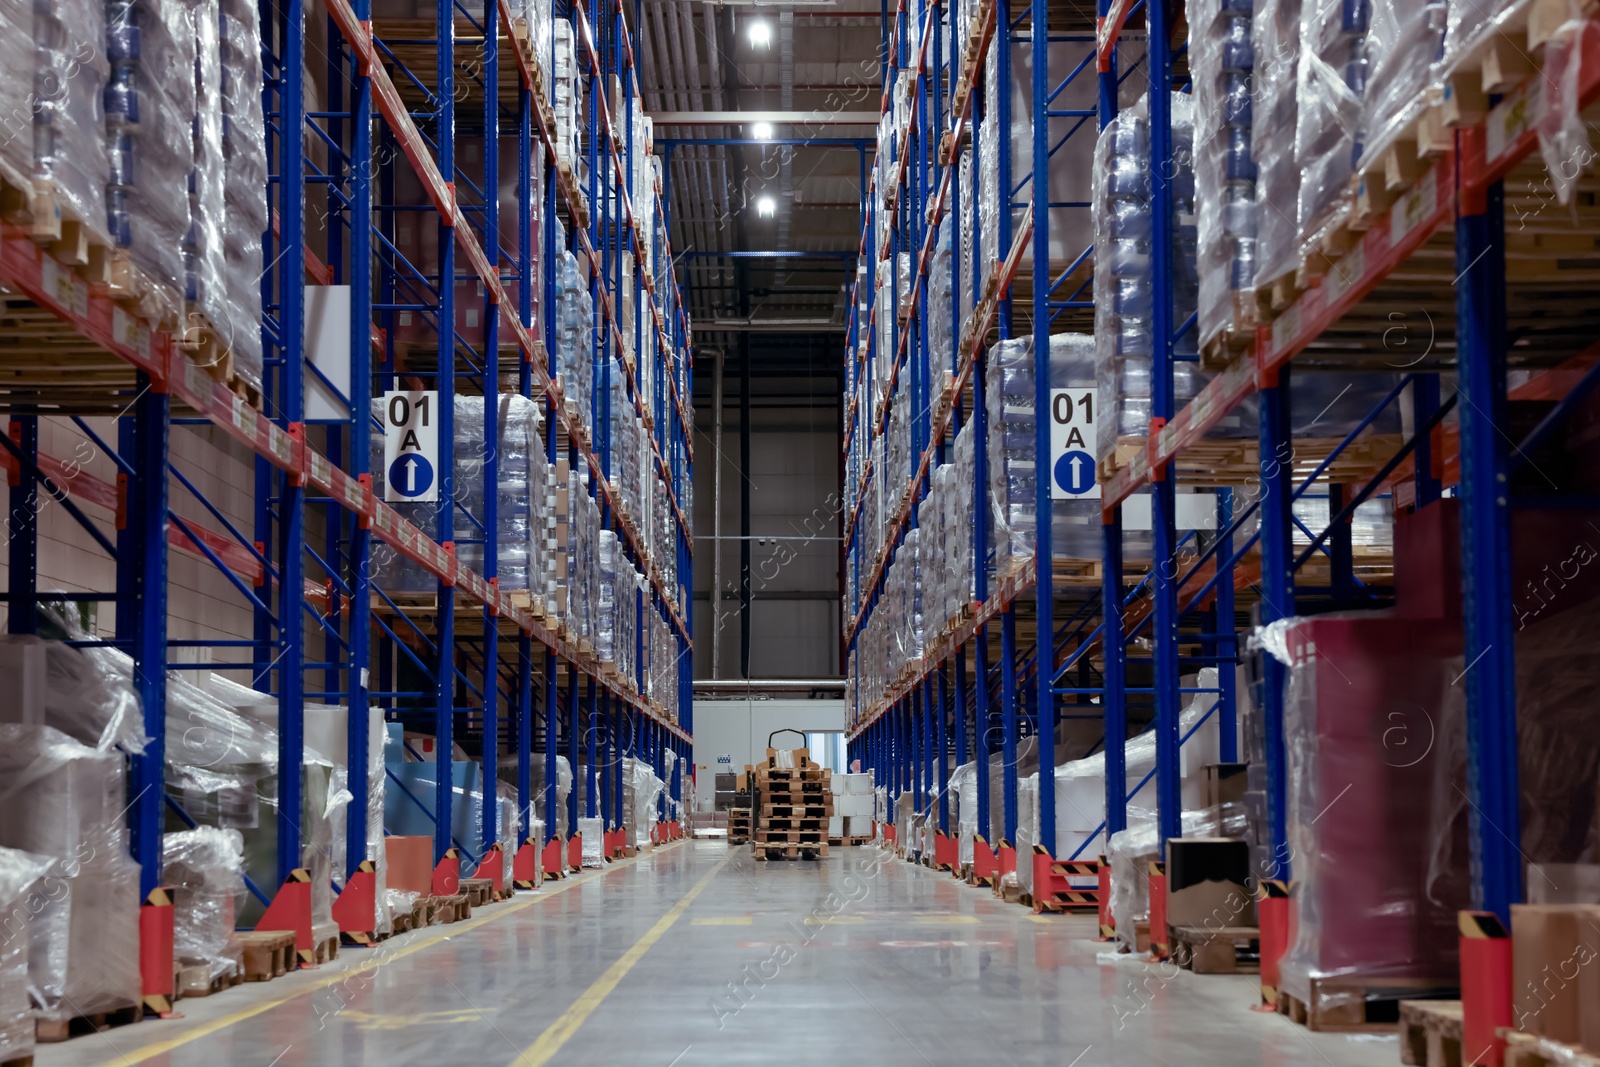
top-left (747, 18), bottom-right (772, 48)
top-left (756, 196), bottom-right (776, 218)
top-left (751, 121), bottom-right (774, 140)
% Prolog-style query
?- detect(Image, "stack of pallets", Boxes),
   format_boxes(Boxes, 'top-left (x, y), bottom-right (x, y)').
top-left (751, 749), bottom-right (831, 861)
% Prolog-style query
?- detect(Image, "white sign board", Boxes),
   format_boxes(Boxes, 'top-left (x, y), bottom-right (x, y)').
top-left (1049, 388), bottom-right (1099, 500)
top-left (382, 390), bottom-right (440, 503)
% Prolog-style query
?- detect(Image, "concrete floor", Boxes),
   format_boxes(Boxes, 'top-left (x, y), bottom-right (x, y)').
top-left (39, 840), bottom-right (1400, 1066)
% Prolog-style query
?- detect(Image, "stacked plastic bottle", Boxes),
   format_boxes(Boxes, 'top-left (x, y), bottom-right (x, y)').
top-left (556, 246), bottom-right (594, 432)
top-left (927, 215), bottom-right (954, 376)
top-left (186, 0), bottom-right (227, 352)
top-left (597, 531), bottom-right (619, 665)
top-left (1296, 0), bottom-right (1367, 251)
top-left (105, 0), bottom-right (197, 310)
top-left (1251, 0), bottom-right (1301, 290)
top-left (910, 419), bottom-right (976, 635)
top-left (552, 18), bottom-right (583, 170)
top-left (0, 0), bottom-right (29, 185)
top-left (32, 0), bottom-right (109, 243)
top-left (1091, 95), bottom-right (1206, 467)
top-left (1193, 0), bottom-right (1258, 352)
top-left (454, 395), bottom-right (543, 591)
top-left (1359, 0), bottom-right (1447, 175)
top-left (218, 0), bottom-right (267, 389)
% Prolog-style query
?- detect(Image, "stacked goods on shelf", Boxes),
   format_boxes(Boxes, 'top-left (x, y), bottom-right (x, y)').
top-left (552, 19), bottom-right (584, 189)
top-left (751, 750), bottom-right (831, 860)
top-left (828, 772), bottom-right (875, 843)
top-left (453, 395), bottom-right (544, 592)
top-left (513, 0), bottom-right (551, 98)
top-left (530, 754), bottom-right (574, 841)
top-left (596, 531), bottom-right (644, 685)
top-left (1192, 0), bottom-right (1258, 356)
top-left (186, 0), bottom-right (227, 363)
top-left (1092, 96), bottom-right (1220, 474)
top-left (0, 0), bottom-right (29, 189)
top-left (1017, 675), bottom-right (1228, 902)
top-left (1295, 0), bottom-right (1367, 256)
top-left (218, 0), bottom-right (267, 389)
top-left (556, 246), bottom-right (594, 430)
top-left (1356, 0), bottom-right (1446, 183)
top-left (987, 334), bottom-right (1103, 582)
top-left (996, 34), bottom-right (1097, 265)
top-left (0, 725), bottom-right (143, 1028)
top-left (622, 756), bottom-right (666, 851)
top-left (105, 0), bottom-right (198, 321)
top-left (370, 395), bottom-right (551, 598)
top-left (917, 419), bottom-right (975, 635)
top-left (0, 850), bottom-right (50, 1062)
top-left (555, 464), bottom-right (603, 652)
top-left (1251, 0), bottom-right (1301, 296)
top-left (30, 0), bottom-right (109, 240)
top-left (164, 826), bottom-right (246, 995)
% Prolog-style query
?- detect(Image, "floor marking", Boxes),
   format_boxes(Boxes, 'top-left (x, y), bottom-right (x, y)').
top-left (803, 915), bottom-right (867, 925)
top-left (913, 915), bottom-right (978, 924)
top-left (691, 916), bottom-right (752, 926)
top-left (509, 850), bottom-right (731, 1067)
top-left (85, 840), bottom-right (692, 1066)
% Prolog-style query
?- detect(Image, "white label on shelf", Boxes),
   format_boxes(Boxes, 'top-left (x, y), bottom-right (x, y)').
top-left (232, 399), bottom-right (256, 439)
top-left (111, 308), bottom-right (151, 362)
top-left (1270, 304), bottom-right (1301, 356)
top-left (1324, 244), bottom-right (1366, 306)
top-left (270, 427), bottom-right (292, 466)
top-left (1391, 174), bottom-right (1438, 246)
top-left (1049, 388), bottom-right (1099, 500)
top-left (1487, 78), bottom-right (1540, 164)
top-left (381, 390), bottom-right (440, 503)
top-left (309, 452), bottom-right (331, 489)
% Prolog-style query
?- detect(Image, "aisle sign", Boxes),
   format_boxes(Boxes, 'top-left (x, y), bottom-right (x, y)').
top-left (1050, 388), bottom-right (1099, 499)
top-left (382, 390), bottom-right (439, 502)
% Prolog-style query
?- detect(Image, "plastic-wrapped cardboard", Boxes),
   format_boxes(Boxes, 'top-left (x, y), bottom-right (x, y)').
top-left (0, 848), bottom-right (51, 1062)
top-left (163, 826), bottom-right (245, 984)
top-left (0, 725), bottom-right (141, 1020)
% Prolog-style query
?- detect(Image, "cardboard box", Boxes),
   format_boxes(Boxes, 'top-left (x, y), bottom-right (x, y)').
top-left (844, 815), bottom-right (873, 837)
top-left (837, 793), bottom-right (874, 819)
top-left (1527, 865), bottom-right (1600, 905)
top-left (828, 816), bottom-right (843, 837)
top-left (1166, 837), bottom-right (1256, 928)
top-left (1511, 904), bottom-right (1600, 1043)
top-left (1203, 763), bottom-right (1248, 811)
top-left (0, 639), bottom-right (48, 726)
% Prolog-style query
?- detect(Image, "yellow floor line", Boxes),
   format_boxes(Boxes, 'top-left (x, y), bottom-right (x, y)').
top-left (89, 840), bottom-right (692, 1066)
top-left (508, 850), bottom-right (731, 1067)
top-left (690, 916), bottom-right (752, 926)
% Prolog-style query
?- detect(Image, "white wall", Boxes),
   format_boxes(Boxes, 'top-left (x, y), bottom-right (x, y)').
top-left (0, 416), bottom-right (260, 680)
top-left (692, 697), bottom-right (845, 806)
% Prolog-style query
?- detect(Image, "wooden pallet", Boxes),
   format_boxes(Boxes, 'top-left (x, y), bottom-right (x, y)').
top-left (1500, 1029), bottom-right (1600, 1067)
top-left (176, 961), bottom-right (244, 1000)
top-left (238, 930), bottom-right (297, 981)
top-left (751, 831), bottom-right (828, 845)
top-left (35, 1002), bottom-right (140, 1043)
top-left (309, 932), bottom-right (340, 967)
top-left (1200, 294), bottom-right (1259, 371)
top-left (828, 835), bottom-right (873, 847)
top-left (1169, 925), bottom-right (1260, 975)
top-left (761, 804), bottom-right (831, 818)
top-left (1277, 975), bottom-right (1456, 1034)
top-left (752, 842), bottom-right (829, 861)
top-left (458, 877), bottom-right (495, 908)
top-left (424, 892), bottom-right (471, 924)
top-left (1399, 1000), bottom-right (1464, 1067)
top-left (1, 1054), bottom-right (32, 1067)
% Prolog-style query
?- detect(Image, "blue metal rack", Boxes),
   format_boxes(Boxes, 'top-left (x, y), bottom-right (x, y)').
top-left (1, 0), bottom-right (694, 935)
top-left (842, 0), bottom-right (1600, 954)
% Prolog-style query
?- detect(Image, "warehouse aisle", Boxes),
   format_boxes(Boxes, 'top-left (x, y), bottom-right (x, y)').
top-left (36, 840), bottom-right (1394, 1067)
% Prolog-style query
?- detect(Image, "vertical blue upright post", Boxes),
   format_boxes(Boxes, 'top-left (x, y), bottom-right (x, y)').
top-left (1215, 488), bottom-right (1237, 762)
top-left (1146, 0), bottom-right (1181, 857)
top-left (1455, 182), bottom-right (1519, 921)
top-left (1257, 370), bottom-right (1295, 880)
top-left (431, 0), bottom-right (458, 867)
top-left (1031, 0), bottom-right (1055, 857)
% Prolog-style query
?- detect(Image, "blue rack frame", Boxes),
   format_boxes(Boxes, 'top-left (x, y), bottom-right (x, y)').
top-left (1, 0), bottom-right (694, 925)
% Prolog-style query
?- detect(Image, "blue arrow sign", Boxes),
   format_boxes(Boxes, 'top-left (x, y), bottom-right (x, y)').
top-left (389, 453), bottom-right (435, 499)
top-left (1054, 450), bottom-right (1096, 496)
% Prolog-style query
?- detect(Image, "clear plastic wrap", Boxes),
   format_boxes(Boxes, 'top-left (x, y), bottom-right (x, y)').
top-left (1260, 610), bottom-right (1466, 1013)
top-left (34, 0), bottom-right (110, 236)
top-left (105, 0), bottom-right (197, 304)
top-left (1294, 0), bottom-right (1366, 253)
top-left (185, 0), bottom-right (227, 349)
top-left (1191, 0), bottom-right (1258, 350)
top-left (1537, 5), bottom-right (1594, 206)
top-left (1358, 0), bottom-right (1446, 173)
top-left (0, 0), bottom-right (30, 182)
top-left (1251, 0), bottom-right (1302, 286)
top-left (624, 757), bottom-right (665, 848)
top-left (531, 754), bottom-right (573, 838)
top-left (0, 848), bottom-right (51, 1062)
top-left (949, 762), bottom-right (977, 867)
top-left (0, 632), bottom-right (145, 753)
top-left (0, 725), bottom-right (141, 1019)
top-left (163, 826), bottom-right (245, 983)
top-left (578, 816), bottom-right (605, 867)
top-left (218, 0), bottom-right (266, 386)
